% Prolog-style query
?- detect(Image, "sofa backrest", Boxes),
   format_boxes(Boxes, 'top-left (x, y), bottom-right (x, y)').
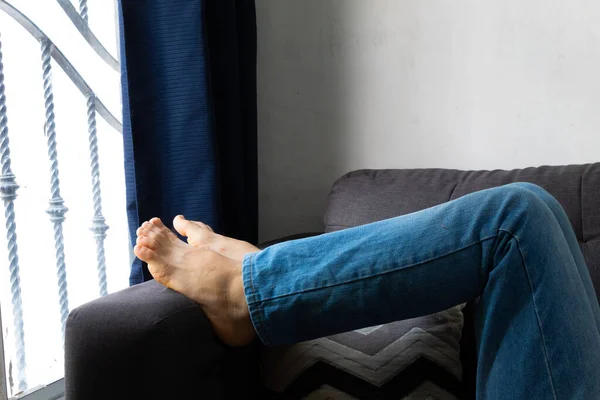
top-left (324, 163), bottom-right (600, 299)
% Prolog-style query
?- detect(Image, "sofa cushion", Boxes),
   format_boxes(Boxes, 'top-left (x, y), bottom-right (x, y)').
top-left (261, 305), bottom-right (464, 399)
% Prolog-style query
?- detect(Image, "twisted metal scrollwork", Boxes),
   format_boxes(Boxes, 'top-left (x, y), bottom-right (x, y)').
top-left (0, 35), bottom-right (27, 393)
top-left (41, 38), bottom-right (70, 339)
top-left (86, 94), bottom-right (109, 297)
top-left (78, 0), bottom-right (88, 23)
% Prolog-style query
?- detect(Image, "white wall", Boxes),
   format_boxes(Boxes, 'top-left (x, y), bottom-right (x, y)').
top-left (256, 0), bottom-right (600, 241)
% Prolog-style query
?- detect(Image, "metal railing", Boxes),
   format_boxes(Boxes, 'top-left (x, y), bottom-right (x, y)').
top-left (0, 0), bottom-right (122, 394)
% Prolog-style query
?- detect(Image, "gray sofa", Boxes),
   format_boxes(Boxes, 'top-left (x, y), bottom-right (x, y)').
top-left (65, 163), bottom-right (600, 399)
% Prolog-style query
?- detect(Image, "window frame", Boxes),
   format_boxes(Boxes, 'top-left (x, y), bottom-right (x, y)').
top-left (1, 303), bottom-right (66, 400)
top-left (10, 380), bottom-right (64, 400)
top-left (1, 301), bottom-right (8, 400)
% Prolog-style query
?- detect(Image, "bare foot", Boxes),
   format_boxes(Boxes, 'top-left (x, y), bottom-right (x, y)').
top-left (134, 217), bottom-right (256, 346)
top-left (172, 215), bottom-right (259, 260)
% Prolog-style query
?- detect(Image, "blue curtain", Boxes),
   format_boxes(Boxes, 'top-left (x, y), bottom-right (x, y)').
top-left (118, 0), bottom-right (257, 285)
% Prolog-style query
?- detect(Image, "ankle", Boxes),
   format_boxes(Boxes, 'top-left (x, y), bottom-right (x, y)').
top-left (225, 261), bottom-right (249, 319)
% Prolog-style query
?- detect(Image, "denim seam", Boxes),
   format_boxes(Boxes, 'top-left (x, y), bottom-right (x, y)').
top-left (516, 183), bottom-right (600, 334)
top-left (498, 228), bottom-right (559, 400)
top-left (257, 234), bottom-right (499, 303)
top-left (246, 252), bottom-right (274, 345)
top-left (248, 252), bottom-right (257, 299)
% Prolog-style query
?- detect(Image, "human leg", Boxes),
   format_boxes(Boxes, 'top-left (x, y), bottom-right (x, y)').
top-left (241, 183), bottom-right (600, 399)
top-left (135, 183), bottom-right (600, 398)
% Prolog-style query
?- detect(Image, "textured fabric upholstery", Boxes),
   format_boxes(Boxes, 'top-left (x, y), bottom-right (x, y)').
top-left (65, 280), bottom-right (260, 399)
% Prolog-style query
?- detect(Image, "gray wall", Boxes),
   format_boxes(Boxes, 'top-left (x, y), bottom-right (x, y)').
top-left (256, 0), bottom-right (600, 242)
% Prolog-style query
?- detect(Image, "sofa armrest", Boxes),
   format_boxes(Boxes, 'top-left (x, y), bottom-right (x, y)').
top-left (65, 279), bottom-right (259, 399)
top-left (258, 232), bottom-right (322, 249)
top-left (64, 233), bottom-right (320, 399)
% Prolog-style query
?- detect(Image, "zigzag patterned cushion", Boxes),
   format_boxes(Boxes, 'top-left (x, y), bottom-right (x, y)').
top-left (261, 305), bottom-right (464, 399)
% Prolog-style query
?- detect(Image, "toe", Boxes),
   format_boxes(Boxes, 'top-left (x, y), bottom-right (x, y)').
top-left (136, 236), bottom-right (159, 250)
top-left (136, 221), bottom-right (151, 236)
top-left (145, 220), bottom-right (167, 239)
top-left (134, 244), bottom-right (158, 263)
top-left (188, 218), bottom-right (213, 232)
top-left (136, 225), bottom-right (150, 237)
top-left (150, 217), bottom-right (166, 228)
top-left (200, 222), bottom-right (214, 232)
top-left (173, 215), bottom-right (191, 236)
top-left (145, 217), bottom-right (181, 245)
top-left (174, 215), bottom-right (212, 237)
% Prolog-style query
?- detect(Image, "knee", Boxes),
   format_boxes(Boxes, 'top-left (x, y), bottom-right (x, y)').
top-left (498, 182), bottom-right (543, 198)
top-left (488, 184), bottom-right (560, 235)
top-left (493, 183), bottom-right (552, 218)
top-left (504, 182), bottom-right (561, 211)
top-left (509, 182), bottom-right (551, 197)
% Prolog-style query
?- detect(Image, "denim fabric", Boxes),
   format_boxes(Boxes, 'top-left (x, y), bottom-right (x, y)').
top-left (243, 183), bottom-right (600, 399)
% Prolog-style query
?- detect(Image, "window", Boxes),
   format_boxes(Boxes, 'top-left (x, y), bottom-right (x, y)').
top-left (0, 1), bottom-right (128, 398)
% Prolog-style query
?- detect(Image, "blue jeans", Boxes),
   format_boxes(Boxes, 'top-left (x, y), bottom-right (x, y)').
top-left (242, 183), bottom-right (600, 399)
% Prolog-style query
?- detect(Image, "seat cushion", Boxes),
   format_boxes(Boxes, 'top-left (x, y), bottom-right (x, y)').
top-left (261, 306), bottom-right (465, 399)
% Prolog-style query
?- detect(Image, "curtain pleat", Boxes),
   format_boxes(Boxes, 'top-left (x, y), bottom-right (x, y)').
top-left (205, 0), bottom-right (258, 244)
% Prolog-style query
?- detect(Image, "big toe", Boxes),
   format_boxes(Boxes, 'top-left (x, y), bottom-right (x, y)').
top-left (173, 215), bottom-right (213, 239)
